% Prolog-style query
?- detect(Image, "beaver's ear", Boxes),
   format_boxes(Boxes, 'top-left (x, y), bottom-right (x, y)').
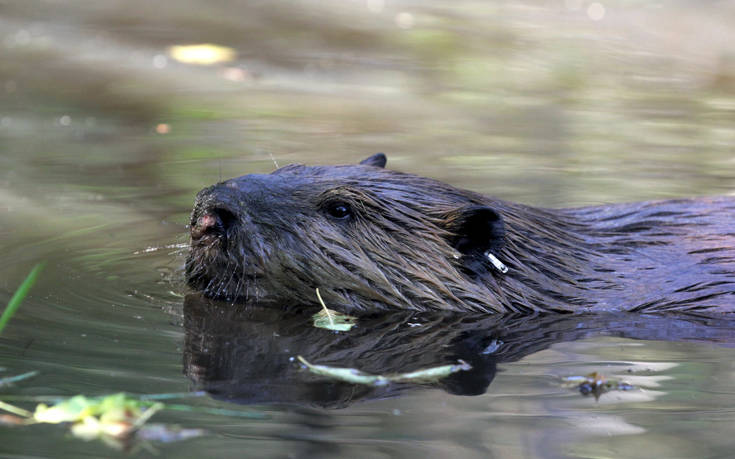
top-left (444, 205), bottom-right (506, 274)
top-left (359, 153), bottom-right (387, 168)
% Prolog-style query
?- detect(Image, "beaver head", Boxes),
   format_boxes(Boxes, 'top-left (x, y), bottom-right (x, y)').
top-left (185, 154), bottom-right (520, 313)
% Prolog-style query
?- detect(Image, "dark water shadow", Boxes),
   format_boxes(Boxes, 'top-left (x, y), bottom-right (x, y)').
top-left (183, 294), bottom-right (735, 409)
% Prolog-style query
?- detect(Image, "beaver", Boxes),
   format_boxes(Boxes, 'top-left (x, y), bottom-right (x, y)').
top-left (186, 153), bottom-right (735, 314)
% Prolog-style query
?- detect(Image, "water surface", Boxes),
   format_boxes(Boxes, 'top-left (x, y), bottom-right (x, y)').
top-left (2, 1), bottom-right (735, 457)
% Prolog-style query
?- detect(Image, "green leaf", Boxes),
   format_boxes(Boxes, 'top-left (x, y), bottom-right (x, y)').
top-left (34, 395), bottom-right (95, 424)
top-left (312, 288), bottom-right (356, 331)
top-left (33, 393), bottom-right (163, 440)
top-left (312, 309), bottom-right (357, 331)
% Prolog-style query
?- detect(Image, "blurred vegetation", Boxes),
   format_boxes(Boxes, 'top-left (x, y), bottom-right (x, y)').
top-left (0, 263), bottom-right (43, 335)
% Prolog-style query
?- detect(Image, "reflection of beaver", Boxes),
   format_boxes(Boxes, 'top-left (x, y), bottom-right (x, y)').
top-left (183, 294), bottom-right (735, 407)
top-left (186, 153), bottom-right (735, 313)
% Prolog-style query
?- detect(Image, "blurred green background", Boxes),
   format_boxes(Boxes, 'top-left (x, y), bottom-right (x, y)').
top-left (3, 0), bottom-right (734, 221)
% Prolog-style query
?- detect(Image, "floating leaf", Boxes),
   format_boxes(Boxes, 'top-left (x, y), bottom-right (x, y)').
top-left (312, 310), bottom-right (357, 331)
top-left (32, 393), bottom-right (163, 440)
top-left (312, 288), bottom-right (356, 331)
top-left (297, 356), bottom-right (471, 386)
top-left (71, 415), bottom-right (131, 441)
top-left (168, 44), bottom-right (236, 65)
top-left (0, 392), bottom-right (214, 448)
top-left (33, 395), bottom-right (95, 424)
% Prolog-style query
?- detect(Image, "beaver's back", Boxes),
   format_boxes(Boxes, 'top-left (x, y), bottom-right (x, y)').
top-left (567, 197), bottom-right (735, 312)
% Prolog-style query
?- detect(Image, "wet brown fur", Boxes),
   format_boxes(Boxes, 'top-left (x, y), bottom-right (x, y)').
top-left (186, 155), bottom-right (735, 314)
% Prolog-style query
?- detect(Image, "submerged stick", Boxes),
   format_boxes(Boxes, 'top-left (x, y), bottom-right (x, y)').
top-left (0, 371), bottom-right (39, 388)
top-left (0, 400), bottom-right (32, 418)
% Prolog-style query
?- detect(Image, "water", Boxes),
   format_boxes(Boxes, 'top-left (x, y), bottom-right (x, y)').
top-left (1, 1), bottom-right (735, 457)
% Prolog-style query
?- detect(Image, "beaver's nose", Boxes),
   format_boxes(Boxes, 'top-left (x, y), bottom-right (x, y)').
top-left (190, 207), bottom-right (237, 240)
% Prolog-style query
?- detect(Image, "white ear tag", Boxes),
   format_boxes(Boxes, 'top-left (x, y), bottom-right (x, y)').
top-left (485, 252), bottom-right (508, 274)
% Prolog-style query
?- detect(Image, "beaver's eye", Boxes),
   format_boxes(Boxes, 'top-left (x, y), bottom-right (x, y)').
top-left (324, 201), bottom-right (352, 220)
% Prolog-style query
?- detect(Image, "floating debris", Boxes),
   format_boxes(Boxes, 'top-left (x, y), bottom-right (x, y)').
top-left (33, 393), bottom-right (164, 440)
top-left (388, 361), bottom-right (472, 383)
top-left (0, 388), bottom-right (264, 449)
top-left (563, 372), bottom-right (635, 399)
top-left (0, 393), bottom-right (169, 444)
top-left (297, 356), bottom-right (390, 385)
top-left (312, 288), bottom-right (357, 331)
top-left (297, 356), bottom-right (471, 386)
